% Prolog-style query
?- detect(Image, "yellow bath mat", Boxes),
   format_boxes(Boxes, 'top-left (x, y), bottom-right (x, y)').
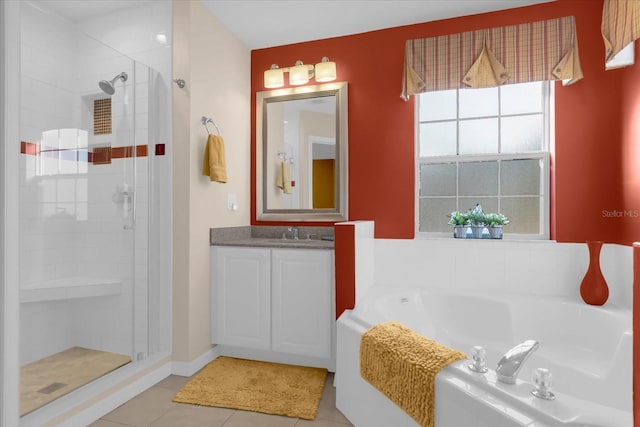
top-left (360, 321), bottom-right (467, 427)
top-left (172, 356), bottom-right (327, 420)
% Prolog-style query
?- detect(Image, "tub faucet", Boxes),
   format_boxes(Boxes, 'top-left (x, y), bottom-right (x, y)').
top-left (496, 339), bottom-right (539, 384)
top-left (288, 226), bottom-right (299, 240)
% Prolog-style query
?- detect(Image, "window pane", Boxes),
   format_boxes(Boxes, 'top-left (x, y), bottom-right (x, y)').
top-left (501, 82), bottom-right (543, 115)
top-left (458, 197), bottom-right (498, 215)
top-left (501, 115), bottom-right (543, 153)
top-left (419, 198), bottom-right (456, 233)
top-left (500, 197), bottom-right (541, 234)
top-left (459, 118), bottom-right (498, 154)
top-left (419, 122), bottom-right (456, 156)
top-left (459, 161), bottom-right (498, 196)
top-left (420, 163), bottom-right (456, 197)
top-left (459, 87), bottom-right (498, 118)
top-left (419, 89), bottom-right (457, 121)
top-left (501, 159), bottom-right (542, 195)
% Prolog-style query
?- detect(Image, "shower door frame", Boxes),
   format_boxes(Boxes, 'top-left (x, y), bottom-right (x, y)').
top-left (1, 1), bottom-right (22, 425)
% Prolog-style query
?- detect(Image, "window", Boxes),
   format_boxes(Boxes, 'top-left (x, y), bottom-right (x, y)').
top-left (416, 81), bottom-right (552, 238)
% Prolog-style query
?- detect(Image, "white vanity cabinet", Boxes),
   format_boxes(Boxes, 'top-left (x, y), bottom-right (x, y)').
top-left (271, 249), bottom-right (333, 359)
top-left (211, 247), bottom-right (271, 350)
top-left (211, 245), bottom-right (335, 370)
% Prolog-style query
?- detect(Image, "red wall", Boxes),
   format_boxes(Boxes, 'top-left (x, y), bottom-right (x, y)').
top-left (334, 223), bottom-right (356, 319)
top-left (621, 43), bottom-right (640, 246)
top-left (251, 0), bottom-right (639, 245)
top-left (250, 3), bottom-right (640, 422)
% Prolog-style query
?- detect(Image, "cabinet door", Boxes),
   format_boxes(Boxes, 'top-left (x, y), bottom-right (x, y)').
top-left (211, 247), bottom-right (271, 350)
top-left (271, 249), bottom-right (333, 359)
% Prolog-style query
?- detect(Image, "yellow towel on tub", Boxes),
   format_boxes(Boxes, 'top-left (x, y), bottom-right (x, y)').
top-left (360, 321), bottom-right (467, 427)
top-left (202, 134), bottom-right (227, 183)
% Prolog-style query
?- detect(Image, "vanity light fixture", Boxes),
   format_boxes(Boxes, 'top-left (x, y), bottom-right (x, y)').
top-left (263, 57), bottom-right (337, 88)
top-left (264, 65), bottom-right (284, 88)
top-left (289, 61), bottom-right (313, 85)
top-left (314, 57), bottom-right (337, 82)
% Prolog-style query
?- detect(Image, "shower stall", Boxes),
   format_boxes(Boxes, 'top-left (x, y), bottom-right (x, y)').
top-left (14, 1), bottom-right (169, 419)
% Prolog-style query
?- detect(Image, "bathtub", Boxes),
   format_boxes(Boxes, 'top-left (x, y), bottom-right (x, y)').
top-left (336, 285), bottom-right (633, 427)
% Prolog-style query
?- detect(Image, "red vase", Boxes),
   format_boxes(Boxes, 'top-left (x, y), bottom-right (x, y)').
top-left (579, 241), bottom-right (609, 306)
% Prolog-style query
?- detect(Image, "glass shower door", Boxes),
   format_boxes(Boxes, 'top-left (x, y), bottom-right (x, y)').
top-left (18, 2), bottom-right (148, 415)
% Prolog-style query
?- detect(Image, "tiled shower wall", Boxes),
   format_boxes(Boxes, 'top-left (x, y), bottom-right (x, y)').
top-left (18, 3), bottom-right (152, 365)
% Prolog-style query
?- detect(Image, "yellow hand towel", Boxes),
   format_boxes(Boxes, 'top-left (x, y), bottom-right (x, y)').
top-left (276, 161), bottom-right (284, 190)
top-left (276, 161), bottom-right (293, 194)
top-left (282, 161), bottom-right (293, 194)
top-left (202, 134), bottom-right (227, 183)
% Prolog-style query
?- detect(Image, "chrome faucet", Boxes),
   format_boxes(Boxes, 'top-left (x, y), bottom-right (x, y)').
top-left (496, 340), bottom-right (539, 384)
top-left (288, 226), bottom-right (299, 240)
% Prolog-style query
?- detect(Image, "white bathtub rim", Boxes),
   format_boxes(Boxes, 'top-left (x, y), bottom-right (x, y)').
top-left (338, 310), bottom-right (633, 427)
top-left (354, 283), bottom-right (632, 315)
top-left (349, 286), bottom-right (632, 411)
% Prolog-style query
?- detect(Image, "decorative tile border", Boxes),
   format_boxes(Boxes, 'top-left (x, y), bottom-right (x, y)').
top-left (20, 141), bottom-right (165, 164)
top-left (92, 146), bottom-right (112, 165)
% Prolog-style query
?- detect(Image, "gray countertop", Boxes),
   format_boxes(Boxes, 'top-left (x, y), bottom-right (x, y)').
top-left (212, 237), bottom-right (334, 250)
top-left (210, 225), bottom-right (335, 250)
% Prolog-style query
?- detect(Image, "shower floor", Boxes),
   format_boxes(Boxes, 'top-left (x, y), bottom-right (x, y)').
top-left (20, 346), bottom-right (131, 416)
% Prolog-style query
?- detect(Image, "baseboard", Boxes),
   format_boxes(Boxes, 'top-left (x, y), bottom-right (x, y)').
top-left (171, 346), bottom-right (220, 377)
top-left (215, 345), bottom-right (335, 372)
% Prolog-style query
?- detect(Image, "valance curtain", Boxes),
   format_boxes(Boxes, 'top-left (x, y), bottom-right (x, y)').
top-left (401, 16), bottom-right (583, 100)
top-left (602, 0), bottom-right (640, 63)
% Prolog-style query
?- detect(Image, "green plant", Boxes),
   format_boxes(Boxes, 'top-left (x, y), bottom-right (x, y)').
top-left (447, 211), bottom-right (469, 226)
top-left (467, 204), bottom-right (486, 226)
top-left (485, 212), bottom-right (509, 227)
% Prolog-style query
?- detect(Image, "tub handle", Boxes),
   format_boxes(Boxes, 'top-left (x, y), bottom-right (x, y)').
top-left (468, 346), bottom-right (488, 373)
top-left (531, 368), bottom-right (556, 400)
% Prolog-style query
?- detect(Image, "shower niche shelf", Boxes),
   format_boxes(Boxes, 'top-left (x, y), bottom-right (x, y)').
top-left (20, 277), bottom-right (122, 303)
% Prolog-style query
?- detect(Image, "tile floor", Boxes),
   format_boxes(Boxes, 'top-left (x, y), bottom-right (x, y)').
top-left (89, 372), bottom-right (353, 427)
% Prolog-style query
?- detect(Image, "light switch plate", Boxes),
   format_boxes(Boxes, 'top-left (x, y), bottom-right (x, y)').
top-left (227, 194), bottom-right (237, 211)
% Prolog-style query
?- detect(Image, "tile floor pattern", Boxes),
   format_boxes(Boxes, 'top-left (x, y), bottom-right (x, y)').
top-left (89, 372), bottom-right (353, 427)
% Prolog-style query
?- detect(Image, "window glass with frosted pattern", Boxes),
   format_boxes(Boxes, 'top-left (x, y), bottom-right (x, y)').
top-left (417, 81), bottom-right (550, 238)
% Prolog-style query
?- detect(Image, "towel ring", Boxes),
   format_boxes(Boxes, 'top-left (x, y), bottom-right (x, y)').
top-left (201, 116), bottom-right (221, 135)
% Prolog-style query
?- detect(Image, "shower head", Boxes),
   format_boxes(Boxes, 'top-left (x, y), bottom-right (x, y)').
top-left (98, 72), bottom-right (128, 95)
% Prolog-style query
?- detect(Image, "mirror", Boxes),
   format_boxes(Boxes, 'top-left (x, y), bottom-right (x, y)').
top-left (256, 82), bottom-right (348, 221)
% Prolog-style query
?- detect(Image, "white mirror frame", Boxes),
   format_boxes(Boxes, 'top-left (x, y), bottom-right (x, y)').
top-left (256, 82), bottom-right (348, 222)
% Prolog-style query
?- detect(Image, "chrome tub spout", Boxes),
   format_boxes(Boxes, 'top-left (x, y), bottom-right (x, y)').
top-left (496, 339), bottom-right (539, 384)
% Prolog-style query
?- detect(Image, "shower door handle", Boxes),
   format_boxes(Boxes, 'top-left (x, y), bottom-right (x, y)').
top-left (124, 188), bottom-right (136, 230)
top-left (113, 184), bottom-right (136, 230)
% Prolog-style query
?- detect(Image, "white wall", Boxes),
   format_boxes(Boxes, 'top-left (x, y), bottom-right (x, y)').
top-left (371, 239), bottom-right (633, 310)
top-left (172, 0), bottom-right (251, 363)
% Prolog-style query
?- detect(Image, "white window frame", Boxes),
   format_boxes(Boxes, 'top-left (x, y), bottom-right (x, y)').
top-left (415, 82), bottom-right (554, 240)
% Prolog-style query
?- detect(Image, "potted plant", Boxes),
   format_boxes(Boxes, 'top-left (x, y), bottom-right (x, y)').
top-left (485, 212), bottom-right (509, 239)
top-left (467, 204), bottom-right (486, 238)
top-left (448, 211), bottom-right (469, 238)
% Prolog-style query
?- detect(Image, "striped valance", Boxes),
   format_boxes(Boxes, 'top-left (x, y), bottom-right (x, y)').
top-left (602, 0), bottom-right (640, 63)
top-left (401, 16), bottom-right (583, 100)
